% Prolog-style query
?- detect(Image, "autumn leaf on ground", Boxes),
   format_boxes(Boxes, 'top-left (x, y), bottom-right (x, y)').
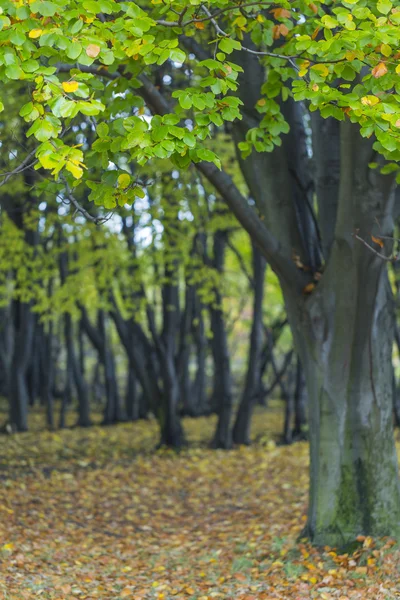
top-left (0, 411), bottom-right (399, 600)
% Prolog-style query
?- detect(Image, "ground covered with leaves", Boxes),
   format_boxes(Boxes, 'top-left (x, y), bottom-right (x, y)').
top-left (0, 408), bottom-right (399, 600)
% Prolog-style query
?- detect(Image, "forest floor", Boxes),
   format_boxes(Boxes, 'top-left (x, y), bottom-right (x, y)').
top-left (0, 406), bottom-right (399, 600)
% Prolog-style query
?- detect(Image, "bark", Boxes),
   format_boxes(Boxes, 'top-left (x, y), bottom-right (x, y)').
top-left (293, 358), bottom-right (308, 440)
top-left (287, 122), bottom-right (400, 545)
top-left (233, 242), bottom-right (266, 445)
top-left (9, 299), bottom-right (34, 431)
top-left (153, 261), bottom-right (185, 448)
top-left (80, 307), bottom-right (124, 424)
top-left (110, 303), bottom-right (161, 418)
top-left (209, 231), bottom-right (233, 449)
top-left (191, 293), bottom-right (208, 415)
top-left (125, 361), bottom-right (139, 420)
top-left (40, 323), bottom-right (55, 430)
top-left (59, 251), bottom-right (91, 427)
top-left (230, 43), bottom-right (400, 543)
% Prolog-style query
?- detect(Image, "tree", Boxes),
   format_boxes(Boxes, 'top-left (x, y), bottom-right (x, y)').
top-left (3, 0), bottom-right (400, 545)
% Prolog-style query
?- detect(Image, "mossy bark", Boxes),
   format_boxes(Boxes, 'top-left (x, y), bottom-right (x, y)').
top-left (289, 245), bottom-right (400, 546)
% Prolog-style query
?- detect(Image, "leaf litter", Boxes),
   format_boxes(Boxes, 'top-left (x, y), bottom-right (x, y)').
top-left (0, 409), bottom-right (399, 600)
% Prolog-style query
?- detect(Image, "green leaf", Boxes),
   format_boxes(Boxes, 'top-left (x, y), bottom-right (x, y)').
top-left (117, 173), bottom-right (131, 188)
top-left (170, 48), bottom-right (186, 63)
top-left (219, 38), bottom-right (242, 54)
top-left (179, 93), bottom-right (192, 110)
top-left (377, 0), bottom-right (392, 14)
top-left (66, 42), bottom-right (83, 60)
top-left (30, 1), bottom-right (58, 16)
top-left (183, 132), bottom-right (196, 148)
top-left (321, 15), bottom-right (338, 28)
top-left (5, 64), bottom-right (24, 80)
top-left (96, 122), bottom-right (109, 137)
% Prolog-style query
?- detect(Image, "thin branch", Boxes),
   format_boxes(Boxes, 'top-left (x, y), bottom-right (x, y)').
top-left (0, 149), bottom-right (38, 188)
top-left (59, 175), bottom-right (108, 224)
top-left (352, 232), bottom-right (398, 263)
top-left (226, 238), bottom-right (254, 287)
top-left (156, 1), bottom-right (278, 27)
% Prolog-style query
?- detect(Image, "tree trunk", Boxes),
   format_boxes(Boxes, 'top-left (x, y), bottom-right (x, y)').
top-left (66, 314), bottom-right (91, 427)
top-left (233, 242), bottom-right (266, 445)
top-left (9, 300), bottom-right (34, 431)
top-left (210, 231), bottom-right (233, 449)
top-left (293, 358), bottom-right (307, 440)
top-left (125, 361), bottom-right (139, 420)
top-left (294, 266), bottom-right (400, 544)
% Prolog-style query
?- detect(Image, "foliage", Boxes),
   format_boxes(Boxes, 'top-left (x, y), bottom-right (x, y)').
top-left (3, 0), bottom-right (400, 204)
top-left (0, 410), bottom-right (400, 599)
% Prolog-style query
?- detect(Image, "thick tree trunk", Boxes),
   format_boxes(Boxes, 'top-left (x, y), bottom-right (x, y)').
top-left (233, 243), bottom-right (266, 445)
top-left (295, 267), bottom-right (400, 545)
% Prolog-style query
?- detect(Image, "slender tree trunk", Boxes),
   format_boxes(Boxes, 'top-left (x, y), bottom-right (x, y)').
top-left (59, 250), bottom-right (91, 427)
top-left (233, 243), bottom-right (266, 445)
top-left (9, 300), bottom-right (34, 431)
top-left (191, 299), bottom-right (208, 415)
top-left (66, 314), bottom-right (91, 427)
top-left (210, 231), bottom-right (233, 449)
top-left (125, 361), bottom-right (139, 420)
top-left (154, 265), bottom-right (185, 448)
top-left (41, 325), bottom-right (55, 430)
top-left (293, 358), bottom-right (307, 440)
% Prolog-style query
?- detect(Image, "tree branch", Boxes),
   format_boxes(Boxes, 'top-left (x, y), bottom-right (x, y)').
top-left (352, 232), bottom-right (398, 263)
top-left (0, 149), bottom-right (38, 188)
top-left (56, 63), bottom-right (308, 291)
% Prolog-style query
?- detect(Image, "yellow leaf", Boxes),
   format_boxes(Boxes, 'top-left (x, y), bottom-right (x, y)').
top-left (194, 21), bottom-right (205, 29)
top-left (2, 543), bottom-right (14, 551)
top-left (86, 43), bottom-right (101, 58)
top-left (361, 95), bottom-right (380, 106)
top-left (29, 29), bottom-right (43, 38)
top-left (257, 98), bottom-right (266, 106)
top-left (66, 161), bottom-right (83, 179)
top-left (381, 43), bottom-right (392, 57)
top-left (185, 588), bottom-right (195, 595)
top-left (363, 536), bottom-right (374, 548)
top-left (372, 62), bottom-right (388, 78)
top-left (396, 64), bottom-right (400, 74)
top-left (311, 63), bottom-right (329, 76)
top-left (62, 81), bottom-right (79, 93)
top-left (117, 173), bottom-right (131, 189)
